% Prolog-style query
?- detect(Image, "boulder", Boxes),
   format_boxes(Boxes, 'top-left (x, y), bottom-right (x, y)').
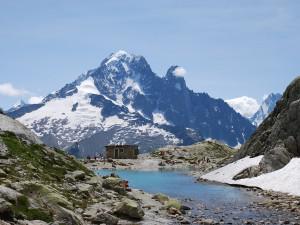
top-left (167, 207), bottom-right (181, 215)
top-left (260, 145), bottom-right (292, 172)
top-left (113, 198), bottom-right (144, 219)
top-left (92, 212), bottom-right (118, 225)
top-left (0, 185), bottom-right (22, 202)
top-left (86, 176), bottom-right (103, 186)
top-left (53, 206), bottom-right (85, 225)
top-left (83, 203), bottom-right (118, 225)
top-left (284, 136), bottom-right (298, 155)
top-left (86, 176), bottom-right (103, 192)
top-left (103, 177), bottom-right (126, 194)
top-left (233, 166), bottom-right (261, 180)
top-left (0, 198), bottom-right (13, 220)
top-left (16, 220), bottom-right (49, 225)
top-left (64, 170), bottom-right (86, 182)
top-left (0, 220), bottom-right (11, 225)
top-left (0, 169), bottom-right (6, 178)
top-left (76, 183), bottom-right (93, 195)
top-left (152, 193), bottom-right (169, 204)
top-left (85, 211), bottom-right (118, 225)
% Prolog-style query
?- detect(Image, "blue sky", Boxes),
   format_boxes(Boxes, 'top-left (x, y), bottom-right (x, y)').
top-left (1, 0), bottom-right (300, 109)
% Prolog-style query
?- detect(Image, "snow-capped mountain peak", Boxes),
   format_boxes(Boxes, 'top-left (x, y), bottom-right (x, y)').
top-left (9, 51), bottom-right (255, 157)
top-left (225, 96), bottom-right (260, 119)
top-left (104, 50), bottom-right (135, 65)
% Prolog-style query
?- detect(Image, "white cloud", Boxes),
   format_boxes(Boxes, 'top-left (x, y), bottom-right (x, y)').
top-left (28, 96), bottom-right (43, 104)
top-left (225, 96), bottom-right (260, 119)
top-left (0, 83), bottom-right (29, 97)
top-left (173, 67), bottom-right (187, 77)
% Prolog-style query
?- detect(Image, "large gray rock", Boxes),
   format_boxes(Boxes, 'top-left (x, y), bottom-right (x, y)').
top-left (64, 170), bottom-right (86, 182)
top-left (0, 220), bottom-right (11, 225)
top-left (0, 169), bottom-right (6, 178)
top-left (0, 114), bottom-right (42, 144)
top-left (113, 198), bottom-right (144, 219)
top-left (236, 76), bottom-right (300, 174)
top-left (83, 203), bottom-right (118, 225)
top-left (102, 177), bottom-right (126, 194)
top-left (17, 220), bottom-right (49, 225)
top-left (0, 185), bottom-right (22, 202)
top-left (76, 183), bottom-right (93, 195)
top-left (259, 144), bottom-right (292, 172)
top-left (0, 198), bottom-right (13, 220)
top-left (53, 206), bottom-right (85, 225)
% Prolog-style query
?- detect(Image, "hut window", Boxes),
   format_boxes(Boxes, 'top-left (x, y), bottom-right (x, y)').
top-left (120, 148), bottom-right (124, 153)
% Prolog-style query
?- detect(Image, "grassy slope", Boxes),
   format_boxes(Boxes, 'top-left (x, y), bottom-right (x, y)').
top-left (0, 131), bottom-right (94, 222)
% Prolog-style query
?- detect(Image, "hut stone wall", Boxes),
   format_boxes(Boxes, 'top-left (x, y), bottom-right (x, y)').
top-left (105, 145), bottom-right (139, 159)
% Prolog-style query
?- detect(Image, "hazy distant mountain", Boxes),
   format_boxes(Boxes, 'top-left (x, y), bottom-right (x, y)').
top-left (6, 100), bottom-right (27, 113)
top-left (251, 93), bottom-right (282, 126)
top-left (8, 50), bottom-right (255, 157)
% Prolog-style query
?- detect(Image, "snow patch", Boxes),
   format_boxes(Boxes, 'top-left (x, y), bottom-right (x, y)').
top-left (18, 77), bottom-right (103, 142)
top-left (125, 78), bottom-right (144, 95)
top-left (152, 111), bottom-right (171, 125)
top-left (77, 77), bottom-right (100, 95)
top-left (202, 155), bottom-right (264, 184)
top-left (202, 155), bottom-right (300, 196)
top-left (103, 116), bottom-right (128, 130)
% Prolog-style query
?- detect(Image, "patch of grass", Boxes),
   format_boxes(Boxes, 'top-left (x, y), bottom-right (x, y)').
top-left (0, 132), bottom-right (95, 214)
top-left (0, 132), bottom-right (92, 183)
top-left (13, 195), bottom-right (53, 222)
top-left (166, 199), bottom-right (181, 210)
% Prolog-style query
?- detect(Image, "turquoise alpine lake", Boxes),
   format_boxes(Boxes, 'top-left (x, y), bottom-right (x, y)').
top-left (96, 169), bottom-right (299, 224)
top-left (96, 169), bottom-right (254, 205)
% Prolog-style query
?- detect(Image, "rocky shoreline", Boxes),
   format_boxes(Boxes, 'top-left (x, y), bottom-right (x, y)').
top-left (86, 153), bottom-right (300, 225)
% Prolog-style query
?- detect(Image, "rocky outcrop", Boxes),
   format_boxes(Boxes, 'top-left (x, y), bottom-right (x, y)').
top-left (0, 114), bottom-right (42, 145)
top-left (236, 76), bottom-right (300, 174)
top-left (152, 140), bottom-right (235, 173)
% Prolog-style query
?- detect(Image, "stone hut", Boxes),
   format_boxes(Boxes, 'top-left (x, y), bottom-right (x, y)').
top-left (105, 145), bottom-right (139, 159)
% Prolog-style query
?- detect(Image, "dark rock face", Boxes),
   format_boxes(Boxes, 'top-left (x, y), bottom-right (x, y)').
top-left (236, 76), bottom-right (300, 173)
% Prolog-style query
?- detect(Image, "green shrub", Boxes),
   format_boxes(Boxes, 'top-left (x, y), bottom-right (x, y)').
top-left (166, 199), bottom-right (181, 210)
